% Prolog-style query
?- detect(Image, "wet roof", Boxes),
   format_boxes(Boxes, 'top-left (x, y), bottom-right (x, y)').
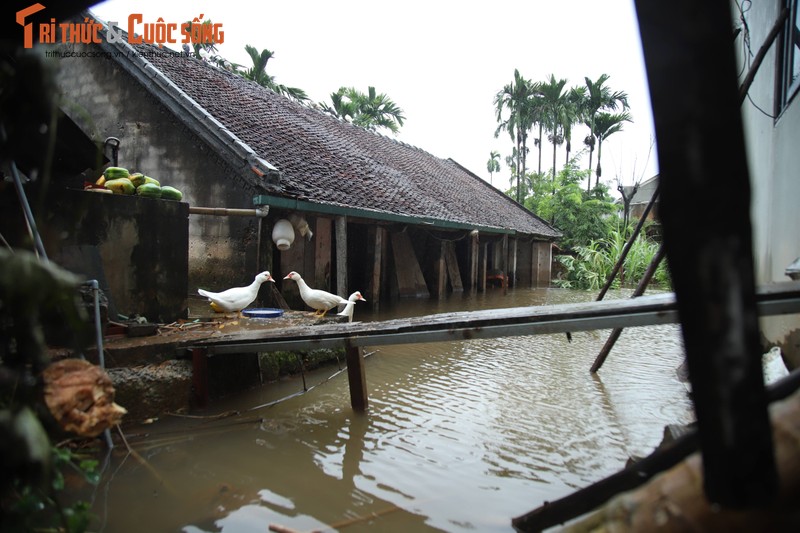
top-left (106, 38), bottom-right (560, 239)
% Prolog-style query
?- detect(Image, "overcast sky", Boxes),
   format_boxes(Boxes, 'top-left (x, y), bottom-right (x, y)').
top-left (89, 0), bottom-right (659, 193)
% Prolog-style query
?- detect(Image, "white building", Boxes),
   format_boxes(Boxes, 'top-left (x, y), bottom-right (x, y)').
top-left (736, 1), bottom-right (800, 365)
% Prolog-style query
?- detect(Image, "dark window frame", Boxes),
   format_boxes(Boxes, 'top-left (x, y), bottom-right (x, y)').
top-left (777, 0), bottom-right (800, 114)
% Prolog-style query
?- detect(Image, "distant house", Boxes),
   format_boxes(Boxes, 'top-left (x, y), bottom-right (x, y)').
top-left (51, 15), bottom-right (560, 313)
top-left (618, 174), bottom-right (659, 222)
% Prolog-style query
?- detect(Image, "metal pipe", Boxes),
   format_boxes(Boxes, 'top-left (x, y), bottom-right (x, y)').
top-left (88, 278), bottom-right (114, 450)
top-left (10, 159), bottom-right (49, 263)
top-left (189, 206), bottom-right (269, 217)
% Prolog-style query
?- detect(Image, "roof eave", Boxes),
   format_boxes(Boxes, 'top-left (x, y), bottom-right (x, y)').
top-left (91, 14), bottom-right (281, 190)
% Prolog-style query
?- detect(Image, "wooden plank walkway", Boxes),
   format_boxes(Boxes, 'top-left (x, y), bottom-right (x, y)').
top-left (192, 281), bottom-right (800, 356)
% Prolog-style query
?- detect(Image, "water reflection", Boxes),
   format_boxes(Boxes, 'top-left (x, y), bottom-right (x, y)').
top-left (85, 288), bottom-right (694, 532)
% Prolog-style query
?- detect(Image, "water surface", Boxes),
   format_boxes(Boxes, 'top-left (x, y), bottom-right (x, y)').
top-left (85, 287), bottom-right (694, 532)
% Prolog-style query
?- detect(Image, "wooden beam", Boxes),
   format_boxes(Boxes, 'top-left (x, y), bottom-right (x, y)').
top-left (390, 231), bottom-right (429, 298)
top-left (335, 216), bottom-right (347, 298)
top-left (444, 241), bottom-right (463, 293)
top-left (194, 281), bottom-right (800, 356)
top-left (635, 0), bottom-right (777, 506)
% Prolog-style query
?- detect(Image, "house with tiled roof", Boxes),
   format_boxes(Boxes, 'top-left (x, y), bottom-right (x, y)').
top-left (618, 174), bottom-right (659, 221)
top-left (52, 15), bottom-right (560, 311)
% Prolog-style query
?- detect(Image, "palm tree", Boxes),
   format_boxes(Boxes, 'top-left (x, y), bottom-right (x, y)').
top-left (353, 86), bottom-right (406, 134)
top-left (242, 45), bottom-right (309, 103)
top-left (582, 74), bottom-right (629, 189)
top-left (184, 20), bottom-right (219, 59)
top-left (563, 86), bottom-right (586, 167)
top-left (494, 69), bottom-right (536, 203)
top-left (537, 74), bottom-right (569, 181)
top-left (591, 111), bottom-right (632, 186)
top-left (320, 87), bottom-right (358, 122)
top-left (321, 86), bottom-right (405, 134)
top-left (486, 150), bottom-right (501, 186)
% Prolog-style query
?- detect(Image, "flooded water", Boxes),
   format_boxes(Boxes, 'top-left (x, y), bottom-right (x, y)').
top-left (82, 287), bottom-right (695, 532)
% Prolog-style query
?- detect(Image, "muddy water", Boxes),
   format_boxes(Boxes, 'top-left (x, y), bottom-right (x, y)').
top-left (85, 288), bottom-right (694, 532)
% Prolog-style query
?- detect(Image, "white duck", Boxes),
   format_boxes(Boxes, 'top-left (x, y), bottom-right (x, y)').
top-left (283, 271), bottom-right (348, 317)
top-left (337, 291), bottom-right (367, 322)
top-left (198, 271), bottom-right (275, 313)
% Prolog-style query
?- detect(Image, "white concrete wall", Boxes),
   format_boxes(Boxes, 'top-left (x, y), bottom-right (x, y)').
top-left (735, 0), bottom-right (800, 363)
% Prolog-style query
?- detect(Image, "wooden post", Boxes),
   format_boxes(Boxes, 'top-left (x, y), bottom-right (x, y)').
top-left (371, 226), bottom-right (383, 310)
top-left (636, 0), bottom-right (777, 506)
top-left (436, 241), bottom-right (447, 298)
top-left (191, 347), bottom-right (209, 408)
top-left (335, 216), bottom-right (347, 298)
top-left (345, 341), bottom-right (368, 412)
top-left (510, 237), bottom-right (518, 288)
top-left (315, 217), bottom-right (332, 291)
top-left (500, 235), bottom-right (509, 293)
top-left (479, 242), bottom-right (488, 292)
top-left (469, 231), bottom-right (479, 291)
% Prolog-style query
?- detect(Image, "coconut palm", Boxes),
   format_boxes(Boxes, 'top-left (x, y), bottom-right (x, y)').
top-left (242, 45), bottom-right (309, 103)
top-left (582, 74), bottom-right (629, 189)
top-left (591, 111), bottom-right (632, 186)
top-left (486, 150), bottom-right (501, 186)
top-left (494, 69), bottom-right (537, 203)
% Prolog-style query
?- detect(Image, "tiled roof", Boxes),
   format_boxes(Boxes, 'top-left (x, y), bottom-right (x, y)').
top-left (125, 44), bottom-right (560, 239)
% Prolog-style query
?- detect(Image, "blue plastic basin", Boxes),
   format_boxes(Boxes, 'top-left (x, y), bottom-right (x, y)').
top-left (241, 308), bottom-right (284, 319)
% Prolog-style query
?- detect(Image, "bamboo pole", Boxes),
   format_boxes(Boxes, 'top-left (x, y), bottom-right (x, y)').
top-left (596, 182), bottom-right (661, 302)
top-left (590, 243), bottom-right (666, 372)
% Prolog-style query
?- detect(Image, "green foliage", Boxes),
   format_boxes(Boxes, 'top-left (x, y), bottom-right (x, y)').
top-left (0, 250), bottom-right (97, 532)
top-left (554, 226), bottom-right (671, 290)
top-left (321, 86), bottom-right (406, 134)
top-left (2, 446), bottom-right (99, 532)
top-left (241, 45), bottom-right (310, 103)
top-left (522, 160), bottom-right (618, 249)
